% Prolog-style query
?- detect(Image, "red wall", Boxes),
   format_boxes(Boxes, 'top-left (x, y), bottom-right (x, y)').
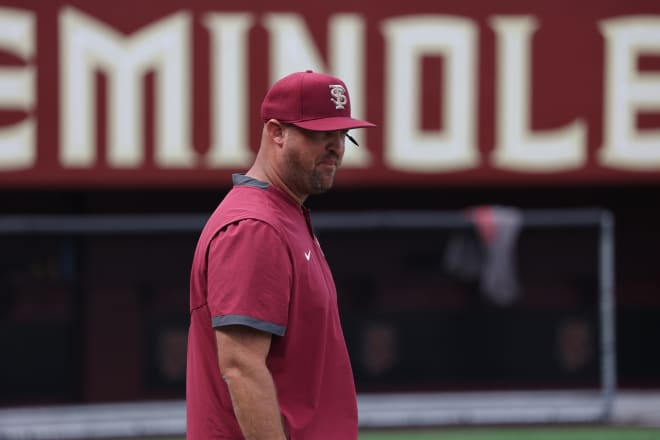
top-left (0, 0), bottom-right (659, 187)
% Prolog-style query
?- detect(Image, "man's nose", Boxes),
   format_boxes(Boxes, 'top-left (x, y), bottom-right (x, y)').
top-left (327, 131), bottom-right (346, 151)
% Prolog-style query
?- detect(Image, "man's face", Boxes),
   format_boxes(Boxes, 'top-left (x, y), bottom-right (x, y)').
top-left (280, 124), bottom-right (347, 197)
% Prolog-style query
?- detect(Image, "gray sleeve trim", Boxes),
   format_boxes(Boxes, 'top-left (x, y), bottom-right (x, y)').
top-left (212, 314), bottom-right (286, 336)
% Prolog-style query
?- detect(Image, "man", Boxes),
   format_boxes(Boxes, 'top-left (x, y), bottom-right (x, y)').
top-left (187, 70), bottom-right (376, 439)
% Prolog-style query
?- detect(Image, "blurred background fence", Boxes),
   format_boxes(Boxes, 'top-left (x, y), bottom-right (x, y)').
top-left (0, 209), bottom-right (630, 438)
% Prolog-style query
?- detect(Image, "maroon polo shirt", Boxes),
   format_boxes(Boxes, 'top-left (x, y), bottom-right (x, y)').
top-left (186, 174), bottom-right (357, 439)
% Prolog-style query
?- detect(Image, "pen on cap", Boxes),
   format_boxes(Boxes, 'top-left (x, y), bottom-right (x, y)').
top-left (346, 132), bottom-right (359, 147)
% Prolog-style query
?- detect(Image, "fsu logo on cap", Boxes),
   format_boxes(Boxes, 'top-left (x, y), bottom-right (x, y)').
top-left (260, 70), bottom-right (375, 130)
top-left (329, 84), bottom-right (347, 109)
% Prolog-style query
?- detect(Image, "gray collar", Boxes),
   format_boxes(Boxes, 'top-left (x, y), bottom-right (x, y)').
top-left (232, 173), bottom-right (269, 189)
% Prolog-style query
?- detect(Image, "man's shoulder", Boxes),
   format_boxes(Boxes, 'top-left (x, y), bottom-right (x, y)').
top-left (203, 185), bottom-right (279, 232)
top-left (218, 184), bottom-right (274, 218)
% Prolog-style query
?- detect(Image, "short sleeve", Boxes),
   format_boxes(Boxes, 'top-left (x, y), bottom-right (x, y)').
top-left (207, 219), bottom-right (291, 336)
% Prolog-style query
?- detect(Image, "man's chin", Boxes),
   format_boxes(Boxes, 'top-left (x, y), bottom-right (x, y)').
top-left (311, 183), bottom-right (333, 195)
top-left (310, 178), bottom-right (335, 195)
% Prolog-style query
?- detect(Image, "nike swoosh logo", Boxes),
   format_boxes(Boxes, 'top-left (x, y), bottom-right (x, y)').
top-left (304, 250), bottom-right (311, 261)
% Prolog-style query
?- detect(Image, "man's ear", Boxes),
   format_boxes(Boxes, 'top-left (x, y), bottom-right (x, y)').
top-left (265, 119), bottom-right (286, 146)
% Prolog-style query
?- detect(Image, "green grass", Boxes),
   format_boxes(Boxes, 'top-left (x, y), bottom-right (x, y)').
top-left (358, 427), bottom-right (660, 440)
top-left (137, 427), bottom-right (660, 440)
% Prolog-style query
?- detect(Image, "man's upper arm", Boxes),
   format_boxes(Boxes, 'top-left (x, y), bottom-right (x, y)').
top-left (207, 219), bottom-right (291, 336)
top-left (215, 325), bottom-right (272, 373)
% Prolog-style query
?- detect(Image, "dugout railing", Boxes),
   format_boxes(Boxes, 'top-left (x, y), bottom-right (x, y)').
top-left (0, 208), bottom-right (616, 438)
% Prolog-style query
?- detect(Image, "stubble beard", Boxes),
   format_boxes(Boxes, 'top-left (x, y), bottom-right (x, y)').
top-left (284, 148), bottom-right (337, 197)
top-left (310, 166), bottom-right (336, 194)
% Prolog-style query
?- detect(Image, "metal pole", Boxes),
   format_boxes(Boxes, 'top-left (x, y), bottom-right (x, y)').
top-left (599, 210), bottom-right (617, 421)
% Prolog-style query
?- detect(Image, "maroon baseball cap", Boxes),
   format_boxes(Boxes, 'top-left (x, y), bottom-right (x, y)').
top-left (260, 70), bottom-right (376, 131)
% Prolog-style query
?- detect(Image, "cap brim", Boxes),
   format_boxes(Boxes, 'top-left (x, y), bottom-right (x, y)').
top-left (291, 116), bottom-right (376, 131)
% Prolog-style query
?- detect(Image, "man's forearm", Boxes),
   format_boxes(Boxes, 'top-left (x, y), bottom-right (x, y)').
top-left (223, 367), bottom-right (288, 440)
